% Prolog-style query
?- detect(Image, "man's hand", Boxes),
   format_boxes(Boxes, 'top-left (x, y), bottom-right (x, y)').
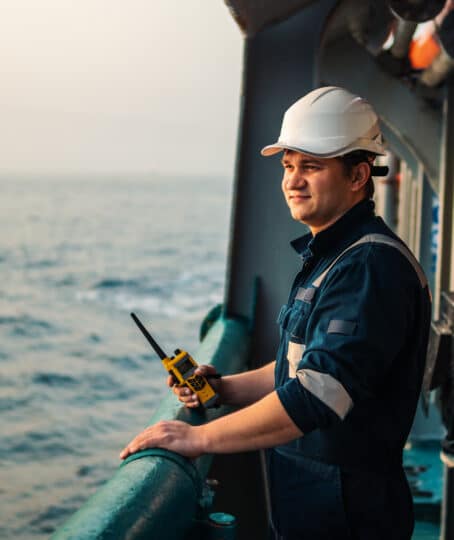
top-left (119, 420), bottom-right (204, 460)
top-left (167, 364), bottom-right (222, 408)
top-left (119, 391), bottom-right (302, 460)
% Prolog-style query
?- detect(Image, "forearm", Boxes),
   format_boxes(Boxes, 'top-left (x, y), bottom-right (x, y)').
top-left (197, 390), bottom-right (302, 454)
top-left (120, 385), bottom-right (303, 460)
top-left (219, 361), bottom-right (276, 407)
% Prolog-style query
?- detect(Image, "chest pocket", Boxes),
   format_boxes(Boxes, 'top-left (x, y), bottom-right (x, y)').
top-left (277, 288), bottom-right (315, 378)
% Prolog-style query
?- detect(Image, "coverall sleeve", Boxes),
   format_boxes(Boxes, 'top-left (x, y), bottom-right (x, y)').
top-left (276, 244), bottom-right (418, 434)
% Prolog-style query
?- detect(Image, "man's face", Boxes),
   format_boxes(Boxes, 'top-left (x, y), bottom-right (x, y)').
top-left (281, 150), bottom-right (358, 235)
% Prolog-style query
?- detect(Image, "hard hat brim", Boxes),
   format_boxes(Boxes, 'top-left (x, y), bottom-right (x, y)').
top-left (260, 141), bottom-right (386, 158)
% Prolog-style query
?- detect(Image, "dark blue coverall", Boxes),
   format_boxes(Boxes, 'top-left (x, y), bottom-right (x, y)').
top-left (270, 199), bottom-right (432, 540)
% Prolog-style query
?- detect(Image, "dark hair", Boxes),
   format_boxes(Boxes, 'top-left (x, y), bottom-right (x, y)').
top-left (338, 150), bottom-right (377, 199)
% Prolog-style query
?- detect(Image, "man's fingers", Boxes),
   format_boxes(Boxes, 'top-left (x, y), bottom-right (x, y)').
top-left (178, 391), bottom-right (200, 407)
top-left (174, 386), bottom-right (191, 396)
top-left (185, 396), bottom-right (200, 408)
top-left (120, 420), bottom-right (201, 460)
top-left (168, 366), bottom-right (218, 408)
top-left (120, 436), bottom-right (145, 459)
top-left (171, 385), bottom-right (200, 407)
top-left (120, 424), bottom-right (163, 459)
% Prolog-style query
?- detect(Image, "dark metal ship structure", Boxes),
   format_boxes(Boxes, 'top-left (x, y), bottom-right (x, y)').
top-left (52, 1), bottom-right (454, 538)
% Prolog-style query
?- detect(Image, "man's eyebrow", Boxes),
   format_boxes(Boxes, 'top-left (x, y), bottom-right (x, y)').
top-left (281, 157), bottom-right (323, 165)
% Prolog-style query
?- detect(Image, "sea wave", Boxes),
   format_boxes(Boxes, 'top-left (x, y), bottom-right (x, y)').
top-left (101, 354), bottom-right (142, 370)
top-left (3, 434), bottom-right (82, 461)
top-left (0, 314), bottom-right (57, 338)
top-left (74, 267), bottom-right (224, 318)
top-left (0, 395), bottom-right (34, 412)
top-left (93, 278), bottom-right (143, 289)
top-left (32, 372), bottom-right (79, 387)
top-left (29, 505), bottom-right (76, 535)
top-left (25, 258), bottom-right (58, 269)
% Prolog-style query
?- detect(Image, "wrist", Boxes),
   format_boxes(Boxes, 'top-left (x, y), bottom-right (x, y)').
top-left (216, 375), bottom-right (234, 405)
top-left (194, 424), bottom-right (211, 454)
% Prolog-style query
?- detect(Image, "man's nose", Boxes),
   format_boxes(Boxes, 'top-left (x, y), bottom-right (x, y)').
top-left (286, 170), bottom-right (306, 189)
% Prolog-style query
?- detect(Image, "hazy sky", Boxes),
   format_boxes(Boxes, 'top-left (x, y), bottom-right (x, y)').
top-left (0, 1), bottom-right (243, 177)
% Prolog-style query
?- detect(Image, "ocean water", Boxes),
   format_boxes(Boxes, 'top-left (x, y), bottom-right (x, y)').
top-left (0, 174), bottom-right (231, 538)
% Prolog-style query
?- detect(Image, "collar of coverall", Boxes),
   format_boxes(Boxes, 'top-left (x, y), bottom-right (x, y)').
top-left (290, 198), bottom-right (375, 258)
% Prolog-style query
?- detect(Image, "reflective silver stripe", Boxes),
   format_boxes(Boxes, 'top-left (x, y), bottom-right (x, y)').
top-left (312, 233), bottom-right (427, 289)
top-left (295, 287), bottom-right (307, 301)
top-left (296, 368), bottom-right (353, 419)
top-left (295, 287), bottom-right (316, 302)
top-left (287, 341), bottom-right (305, 378)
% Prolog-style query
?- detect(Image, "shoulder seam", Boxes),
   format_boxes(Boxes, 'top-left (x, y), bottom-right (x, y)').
top-left (312, 234), bottom-right (427, 289)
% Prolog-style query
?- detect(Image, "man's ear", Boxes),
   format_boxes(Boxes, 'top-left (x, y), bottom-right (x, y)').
top-left (351, 162), bottom-right (370, 192)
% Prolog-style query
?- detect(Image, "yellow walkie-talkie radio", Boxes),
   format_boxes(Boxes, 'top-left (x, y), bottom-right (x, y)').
top-left (130, 312), bottom-right (219, 408)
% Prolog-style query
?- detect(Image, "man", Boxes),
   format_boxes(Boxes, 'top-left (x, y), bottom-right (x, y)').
top-left (120, 86), bottom-right (432, 539)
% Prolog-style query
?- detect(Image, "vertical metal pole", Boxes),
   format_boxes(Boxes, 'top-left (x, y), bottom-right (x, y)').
top-left (412, 163), bottom-right (425, 259)
top-left (397, 161), bottom-right (406, 242)
top-left (416, 173), bottom-right (435, 281)
top-left (435, 80), bottom-right (454, 320)
top-left (409, 172), bottom-right (419, 254)
top-left (397, 161), bottom-right (412, 245)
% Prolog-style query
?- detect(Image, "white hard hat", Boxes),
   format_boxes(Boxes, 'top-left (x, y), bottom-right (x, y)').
top-left (261, 86), bottom-right (386, 158)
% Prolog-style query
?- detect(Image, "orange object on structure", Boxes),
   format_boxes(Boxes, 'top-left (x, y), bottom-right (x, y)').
top-left (409, 32), bottom-right (441, 69)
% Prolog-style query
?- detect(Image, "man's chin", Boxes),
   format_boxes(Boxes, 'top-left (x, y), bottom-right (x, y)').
top-left (291, 210), bottom-right (310, 223)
